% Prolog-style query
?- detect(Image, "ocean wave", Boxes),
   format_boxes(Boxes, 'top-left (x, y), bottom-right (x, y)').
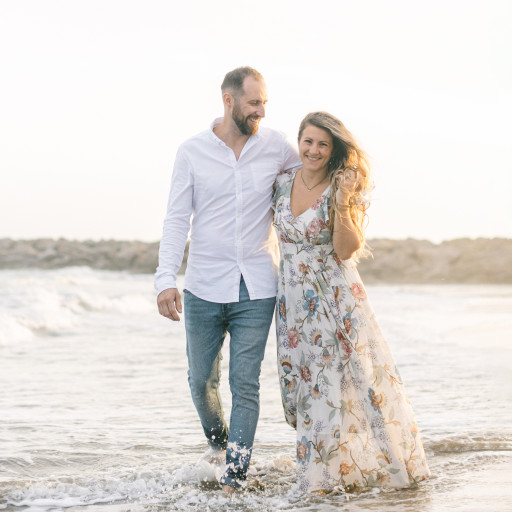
top-left (0, 269), bottom-right (156, 344)
top-left (427, 434), bottom-right (512, 454)
top-left (2, 448), bottom-right (511, 511)
top-left (3, 471), bottom-right (170, 511)
top-left (0, 288), bottom-right (80, 344)
top-left (1, 457), bottom-right (297, 512)
top-left (75, 291), bottom-right (154, 315)
top-left (0, 313), bottom-right (34, 346)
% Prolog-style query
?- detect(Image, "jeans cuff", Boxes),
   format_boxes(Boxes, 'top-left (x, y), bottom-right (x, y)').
top-left (219, 473), bottom-right (246, 489)
top-left (208, 440), bottom-right (227, 451)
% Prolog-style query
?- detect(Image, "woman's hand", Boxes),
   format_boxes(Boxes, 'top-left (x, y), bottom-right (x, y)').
top-left (332, 168), bottom-right (362, 259)
top-left (335, 169), bottom-right (359, 204)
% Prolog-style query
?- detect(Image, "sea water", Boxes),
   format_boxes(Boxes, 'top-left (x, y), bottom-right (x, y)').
top-left (1, 268), bottom-right (511, 512)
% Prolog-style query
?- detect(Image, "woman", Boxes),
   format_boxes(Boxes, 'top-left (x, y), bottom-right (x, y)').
top-left (273, 112), bottom-right (430, 493)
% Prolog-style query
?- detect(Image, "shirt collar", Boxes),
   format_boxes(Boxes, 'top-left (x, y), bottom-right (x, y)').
top-left (209, 117), bottom-right (262, 146)
top-left (209, 117), bottom-right (224, 145)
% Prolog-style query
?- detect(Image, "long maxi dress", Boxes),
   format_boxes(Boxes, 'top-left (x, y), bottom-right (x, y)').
top-left (273, 170), bottom-right (430, 492)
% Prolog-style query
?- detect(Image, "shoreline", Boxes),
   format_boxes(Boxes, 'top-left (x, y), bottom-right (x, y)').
top-left (1, 237), bottom-right (511, 284)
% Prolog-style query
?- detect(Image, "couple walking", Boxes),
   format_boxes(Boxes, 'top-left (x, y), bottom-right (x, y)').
top-left (155, 66), bottom-right (430, 494)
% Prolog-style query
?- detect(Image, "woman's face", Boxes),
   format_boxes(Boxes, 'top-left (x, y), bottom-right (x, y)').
top-left (299, 124), bottom-right (333, 175)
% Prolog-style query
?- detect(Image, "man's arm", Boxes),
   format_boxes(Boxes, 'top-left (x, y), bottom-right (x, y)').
top-left (281, 132), bottom-right (302, 173)
top-left (155, 146), bottom-right (193, 321)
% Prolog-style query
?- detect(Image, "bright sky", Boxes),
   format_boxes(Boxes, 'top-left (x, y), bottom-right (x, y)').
top-left (1, 0), bottom-right (511, 242)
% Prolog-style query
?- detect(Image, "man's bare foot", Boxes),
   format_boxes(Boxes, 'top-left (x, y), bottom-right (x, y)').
top-left (222, 484), bottom-right (236, 495)
top-left (199, 447), bottom-right (226, 465)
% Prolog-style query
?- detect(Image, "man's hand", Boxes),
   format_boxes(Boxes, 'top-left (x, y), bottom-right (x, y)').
top-left (157, 288), bottom-right (182, 321)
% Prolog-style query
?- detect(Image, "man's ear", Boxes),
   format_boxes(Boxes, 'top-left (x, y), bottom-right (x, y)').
top-left (223, 92), bottom-right (233, 109)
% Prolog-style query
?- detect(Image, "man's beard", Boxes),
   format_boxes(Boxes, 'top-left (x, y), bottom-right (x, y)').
top-left (232, 100), bottom-right (260, 136)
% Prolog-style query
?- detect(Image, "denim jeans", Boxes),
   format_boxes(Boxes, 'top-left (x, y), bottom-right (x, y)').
top-left (183, 277), bottom-right (276, 488)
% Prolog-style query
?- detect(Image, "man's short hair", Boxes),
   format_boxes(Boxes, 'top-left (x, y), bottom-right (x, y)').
top-left (221, 66), bottom-right (264, 96)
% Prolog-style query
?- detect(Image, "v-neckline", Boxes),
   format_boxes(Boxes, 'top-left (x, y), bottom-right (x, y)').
top-left (289, 169), bottom-right (331, 219)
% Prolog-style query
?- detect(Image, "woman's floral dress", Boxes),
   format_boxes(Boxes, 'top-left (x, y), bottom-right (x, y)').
top-left (273, 170), bottom-right (430, 493)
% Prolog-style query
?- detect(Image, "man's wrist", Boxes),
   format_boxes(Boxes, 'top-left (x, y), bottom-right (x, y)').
top-left (155, 280), bottom-right (177, 295)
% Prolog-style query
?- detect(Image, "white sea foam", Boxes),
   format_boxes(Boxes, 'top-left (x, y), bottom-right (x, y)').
top-left (0, 312), bottom-right (34, 345)
top-left (19, 288), bottom-right (80, 333)
top-left (75, 291), bottom-right (154, 315)
top-left (172, 460), bottom-right (224, 485)
top-left (6, 470), bottom-right (172, 510)
top-left (429, 434), bottom-right (512, 454)
top-left (0, 268), bottom-right (158, 345)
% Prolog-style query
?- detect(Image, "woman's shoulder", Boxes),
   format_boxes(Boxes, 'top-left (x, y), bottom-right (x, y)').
top-left (275, 168), bottom-right (298, 189)
top-left (272, 168), bottom-right (297, 208)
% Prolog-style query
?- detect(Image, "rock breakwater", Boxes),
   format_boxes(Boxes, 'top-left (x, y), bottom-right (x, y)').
top-left (1, 238), bottom-right (510, 284)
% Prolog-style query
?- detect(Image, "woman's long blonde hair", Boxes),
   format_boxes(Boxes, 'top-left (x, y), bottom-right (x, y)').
top-left (298, 111), bottom-right (372, 260)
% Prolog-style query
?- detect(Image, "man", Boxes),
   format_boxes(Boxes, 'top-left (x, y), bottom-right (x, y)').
top-left (155, 66), bottom-right (301, 492)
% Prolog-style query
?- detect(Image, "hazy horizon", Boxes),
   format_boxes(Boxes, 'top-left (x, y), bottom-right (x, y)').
top-left (1, 1), bottom-right (511, 243)
top-left (2, 235), bottom-right (510, 245)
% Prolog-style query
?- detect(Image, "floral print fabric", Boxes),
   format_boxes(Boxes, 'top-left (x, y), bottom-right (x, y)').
top-left (273, 170), bottom-right (430, 492)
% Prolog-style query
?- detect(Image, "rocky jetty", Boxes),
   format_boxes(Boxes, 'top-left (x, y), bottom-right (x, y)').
top-left (0, 237), bottom-right (511, 284)
top-left (357, 238), bottom-right (512, 284)
top-left (0, 238), bottom-right (165, 275)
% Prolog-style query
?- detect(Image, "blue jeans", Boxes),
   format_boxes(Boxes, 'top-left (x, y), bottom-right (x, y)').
top-left (183, 277), bottom-right (276, 488)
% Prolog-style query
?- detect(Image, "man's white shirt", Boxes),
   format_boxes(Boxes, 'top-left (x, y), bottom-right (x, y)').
top-left (155, 118), bottom-right (301, 303)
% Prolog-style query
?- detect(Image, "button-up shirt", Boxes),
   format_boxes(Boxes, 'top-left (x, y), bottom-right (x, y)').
top-left (154, 118), bottom-right (301, 302)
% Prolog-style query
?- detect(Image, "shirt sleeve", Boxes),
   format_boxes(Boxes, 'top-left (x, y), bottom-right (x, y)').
top-left (154, 146), bottom-right (193, 294)
top-left (281, 132), bottom-right (302, 173)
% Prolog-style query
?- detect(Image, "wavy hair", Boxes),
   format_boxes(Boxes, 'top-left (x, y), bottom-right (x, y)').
top-left (298, 111), bottom-right (372, 260)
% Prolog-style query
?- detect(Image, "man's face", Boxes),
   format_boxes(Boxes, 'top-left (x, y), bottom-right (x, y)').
top-left (231, 76), bottom-right (268, 136)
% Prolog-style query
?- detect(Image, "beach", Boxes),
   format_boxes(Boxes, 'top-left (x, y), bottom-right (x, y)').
top-left (1, 267), bottom-right (511, 511)
top-left (3, 0), bottom-right (511, 508)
